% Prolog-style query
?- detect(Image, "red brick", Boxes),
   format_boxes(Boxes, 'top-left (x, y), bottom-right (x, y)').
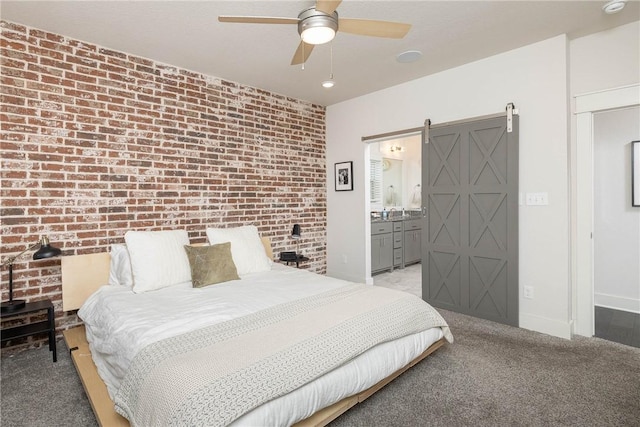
top-left (0, 19), bottom-right (326, 351)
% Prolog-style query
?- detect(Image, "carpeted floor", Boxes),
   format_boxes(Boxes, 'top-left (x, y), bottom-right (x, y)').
top-left (2, 308), bottom-right (639, 427)
top-left (1, 338), bottom-right (97, 427)
top-left (331, 309), bottom-right (640, 427)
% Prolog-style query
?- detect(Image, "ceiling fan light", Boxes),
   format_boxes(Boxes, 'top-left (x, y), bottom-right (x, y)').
top-left (298, 8), bottom-right (338, 45)
top-left (301, 26), bottom-right (336, 45)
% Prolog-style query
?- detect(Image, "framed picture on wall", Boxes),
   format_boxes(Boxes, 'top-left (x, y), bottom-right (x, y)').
top-left (633, 141), bottom-right (640, 207)
top-left (335, 161), bottom-right (353, 191)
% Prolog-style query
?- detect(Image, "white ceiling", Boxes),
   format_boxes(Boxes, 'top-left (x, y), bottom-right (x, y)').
top-left (2, 1), bottom-right (638, 106)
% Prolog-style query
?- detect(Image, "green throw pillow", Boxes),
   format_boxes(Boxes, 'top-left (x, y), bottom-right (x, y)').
top-left (184, 243), bottom-right (240, 288)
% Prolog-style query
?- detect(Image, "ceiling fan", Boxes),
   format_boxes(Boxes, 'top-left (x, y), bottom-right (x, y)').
top-left (218, 0), bottom-right (411, 65)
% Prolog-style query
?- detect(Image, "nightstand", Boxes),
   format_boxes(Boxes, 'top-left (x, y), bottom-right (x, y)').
top-left (283, 256), bottom-right (310, 268)
top-left (1, 299), bottom-right (57, 362)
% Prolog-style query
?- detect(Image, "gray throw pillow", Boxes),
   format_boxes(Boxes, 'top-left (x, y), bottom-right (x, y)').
top-left (184, 243), bottom-right (240, 288)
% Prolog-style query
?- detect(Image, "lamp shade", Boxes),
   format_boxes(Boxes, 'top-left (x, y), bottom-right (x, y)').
top-left (33, 236), bottom-right (62, 260)
top-left (291, 224), bottom-right (301, 239)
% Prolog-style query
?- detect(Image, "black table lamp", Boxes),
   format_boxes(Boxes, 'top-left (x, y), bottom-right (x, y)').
top-left (1, 236), bottom-right (62, 313)
top-left (291, 224), bottom-right (301, 256)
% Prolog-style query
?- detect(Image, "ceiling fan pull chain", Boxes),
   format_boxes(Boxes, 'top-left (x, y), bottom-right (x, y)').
top-left (330, 42), bottom-right (333, 79)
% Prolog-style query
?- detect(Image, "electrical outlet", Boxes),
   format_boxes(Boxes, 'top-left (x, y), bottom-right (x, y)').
top-left (341, 254), bottom-right (347, 264)
top-left (523, 286), bottom-right (534, 299)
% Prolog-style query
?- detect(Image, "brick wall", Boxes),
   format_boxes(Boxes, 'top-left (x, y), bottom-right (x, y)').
top-left (0, 21), bottom-right (327, 352)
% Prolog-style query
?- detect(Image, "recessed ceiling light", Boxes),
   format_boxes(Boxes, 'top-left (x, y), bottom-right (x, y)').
top-left (396, 50), bottom-right (423, 64)
top-left (602, 0), bottom-right (626, 14)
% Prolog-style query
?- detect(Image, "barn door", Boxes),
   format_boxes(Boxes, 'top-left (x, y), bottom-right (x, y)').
top-left (422, 112), bottom-right (519, 326)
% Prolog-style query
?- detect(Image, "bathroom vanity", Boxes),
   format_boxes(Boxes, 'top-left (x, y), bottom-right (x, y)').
top-left (371, 214), bottom-right (422, 275)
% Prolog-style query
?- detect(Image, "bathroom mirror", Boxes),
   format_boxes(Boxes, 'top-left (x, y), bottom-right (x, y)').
top-left (368, 134), bottom-right (422, 211)
top-left (382, 157), bottom-right (403, 207)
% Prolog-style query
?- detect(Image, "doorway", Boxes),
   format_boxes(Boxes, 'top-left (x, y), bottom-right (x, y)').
top-left (574, 84), bottom-right (640, 338)
top-left (593, 106), bottom-right (640, 348)
top-left (367, 134), bottom-right (422, 293)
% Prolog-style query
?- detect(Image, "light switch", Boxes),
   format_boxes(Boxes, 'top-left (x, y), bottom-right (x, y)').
top-left (525, 192), bottom-right (549, 206)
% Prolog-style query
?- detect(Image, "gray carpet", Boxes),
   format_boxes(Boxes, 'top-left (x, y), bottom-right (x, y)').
top-left (2, 309), bottom-right (639, 427)
top-left (1, 338), bottom-right (97, 427)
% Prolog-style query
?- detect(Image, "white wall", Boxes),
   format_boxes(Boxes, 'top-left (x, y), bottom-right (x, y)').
top-left (593, 106), bottom-right (640, 313)
top-left (326, 35), bottom-right (571, 338)
top-left (570, 21), bottom-right (640, 96)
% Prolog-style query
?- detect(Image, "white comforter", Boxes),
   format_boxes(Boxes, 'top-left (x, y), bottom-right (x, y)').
top-left (79, 264), bottom-right (445, 426)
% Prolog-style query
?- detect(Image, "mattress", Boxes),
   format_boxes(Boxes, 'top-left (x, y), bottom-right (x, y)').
top-left (79, 264), bottom-right (446, 426)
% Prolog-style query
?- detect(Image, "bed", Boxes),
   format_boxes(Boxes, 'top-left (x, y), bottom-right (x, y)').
top-left (61, 226), bottom-right (452, 427)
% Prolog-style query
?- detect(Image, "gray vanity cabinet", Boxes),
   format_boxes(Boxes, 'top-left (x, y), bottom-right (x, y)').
top-left (371, 222), bottom-right (393, 273)
top-left (403, 219), bottom-right (422, 266)
top-left (371, 218), bottom-right (422, 275)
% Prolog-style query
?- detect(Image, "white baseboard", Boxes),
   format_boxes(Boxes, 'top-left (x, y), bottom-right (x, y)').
top-left (594, 293), bottom-right (640, 314)
top-left (325, 269), bottom-right (368, 285)
top-left (519, 313), bottom-right (572, 339)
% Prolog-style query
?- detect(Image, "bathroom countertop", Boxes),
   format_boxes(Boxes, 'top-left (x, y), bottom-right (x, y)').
top-left (371, 215), bottom-right (419, 223)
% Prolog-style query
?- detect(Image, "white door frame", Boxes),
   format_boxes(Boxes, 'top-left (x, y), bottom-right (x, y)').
top-left (573, 84), bottom-right (640, 337)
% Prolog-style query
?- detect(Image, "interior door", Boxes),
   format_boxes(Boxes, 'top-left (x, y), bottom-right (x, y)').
top-left (421, 115), bottom-right (519, 326)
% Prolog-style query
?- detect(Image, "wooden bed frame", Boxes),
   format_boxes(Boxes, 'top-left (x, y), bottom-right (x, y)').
top-left (61, 239), bottom-right (446, 427)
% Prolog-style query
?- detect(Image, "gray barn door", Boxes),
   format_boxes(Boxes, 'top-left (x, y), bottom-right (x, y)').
top-left (422, 115), bottom-right (519, 326)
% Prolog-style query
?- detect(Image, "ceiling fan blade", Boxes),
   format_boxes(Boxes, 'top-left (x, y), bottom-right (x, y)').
top-left (338, 18), bottom-right (411, 38)
top-left (316, 0), bottom-right (342, 15)
top-left (218, 16), bottom-right (298, 25)
top-left (291, 41), bottom-right (315, 65)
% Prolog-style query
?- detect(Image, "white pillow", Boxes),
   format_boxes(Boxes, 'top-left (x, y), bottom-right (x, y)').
top-left (206, 225), bottom-right (272, 275)
top-left (124, 230), bottom-right (192, 293)
top-left (108, 244), bottom-right (133, 288)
